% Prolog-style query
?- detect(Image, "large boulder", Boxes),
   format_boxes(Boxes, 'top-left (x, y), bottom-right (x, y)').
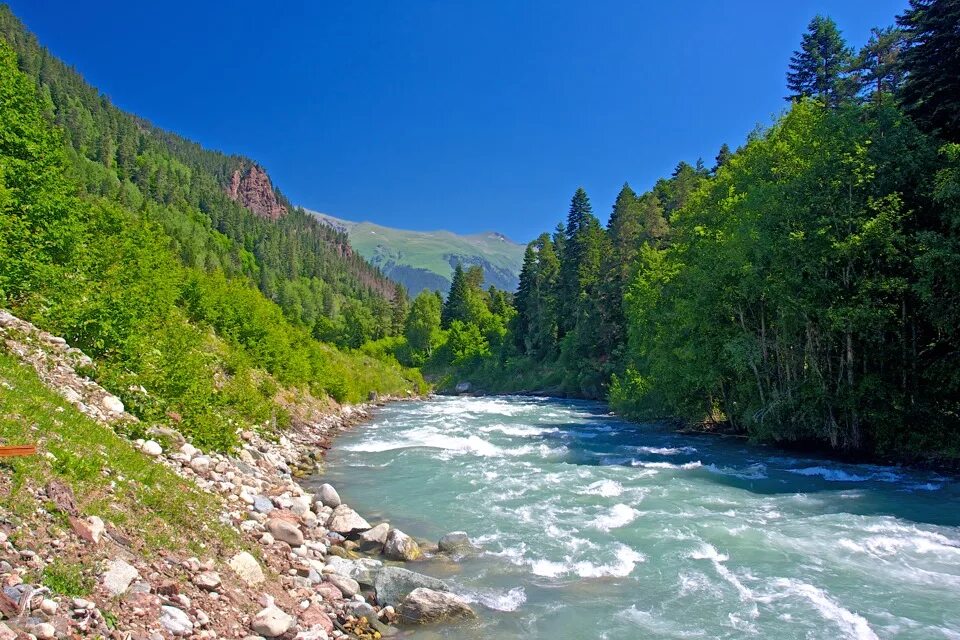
top-left (251, 606), bottom-right (295, 637)
top-left (316, 483), bottom-right (342, 508)
top-left (267, 518), bottom-right (304, 547)
top-left (323, 556), bottom-right (383, 586)
top-left (438, 531), bottom-right (481, 556)
top-left (383, 529), bottom-right (422, 561)
top-left (400, 588), bottom-right (476, 624)
top-left (374, 566), bottom-right (449, 607)
top-left (357, 523), bottom-right (390, 553)
top-left (326, 505), bottom-right (370, 534)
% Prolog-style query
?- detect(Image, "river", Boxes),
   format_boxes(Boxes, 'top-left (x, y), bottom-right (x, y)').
top-left (317, 395), bottom-right (960, 639)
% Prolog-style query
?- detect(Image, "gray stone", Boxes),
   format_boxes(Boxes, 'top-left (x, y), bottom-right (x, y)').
top-left (229, 551), bottom-right (265, 586)
top-left (373, 566), bottom-right (449, 607)
top-left (102, 395), bottom-right (125, 414)
top-left (30, 623), bottom-right (55, 640)
top-left (325, 573), bottom-right (360, 597)
top-left (101, 558), bottom-right (139, 596)
top-left (160, 606), bottom-right (194, 637)
top-left (267, 518), bottom-right (304, 547)
top-left (438, 531), bottom-right (480, 556)
top-left (326, 505), bottom-right (370, 534)
top-left (251, 605), bottom-right (295, 637)
top-left (358, 522), bottom-right (390, 553)
top-left (399, 588), bottom-right (476, 625)
top-left (316, 483), bottom-right (341, 508)
top-left (383, 528), bottom-right (421, 561)
top-left (253, 496), bottom-right (274, 514)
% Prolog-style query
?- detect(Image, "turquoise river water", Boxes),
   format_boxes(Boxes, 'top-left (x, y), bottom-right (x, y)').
top-left (318, 395), bottom-right (960, 639)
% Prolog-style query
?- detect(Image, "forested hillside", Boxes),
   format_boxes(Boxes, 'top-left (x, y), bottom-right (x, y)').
top-left (0, 7), bottom-right (424, 451)
top-left (0, 5), bottom-right (406, 345)
top-left (414, 0), bottom-right (960, 462)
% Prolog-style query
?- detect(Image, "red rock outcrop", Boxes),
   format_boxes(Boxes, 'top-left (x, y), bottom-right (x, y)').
top-left (226, 165), bottom-right (287, 221)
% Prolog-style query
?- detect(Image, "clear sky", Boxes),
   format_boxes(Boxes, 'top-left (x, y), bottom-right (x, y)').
top-left (10, 1), bottom-right (908, 242)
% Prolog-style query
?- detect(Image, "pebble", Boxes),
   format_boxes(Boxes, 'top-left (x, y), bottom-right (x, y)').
top-left (160, 605), bottom-right (194, 637)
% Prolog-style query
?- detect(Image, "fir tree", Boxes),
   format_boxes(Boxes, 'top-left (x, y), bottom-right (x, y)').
top-left (714, 143), bottom-right (733, 172)
top-left (442, 263), bottom-right (469, 328)
top-left (898, 0), bottom-right (960, 140)
top-left (786, 15), bottom-right (855, 106)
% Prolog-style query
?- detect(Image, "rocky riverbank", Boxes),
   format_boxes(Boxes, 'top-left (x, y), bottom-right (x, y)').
top-left (0, 310), bottom-right (479, 640)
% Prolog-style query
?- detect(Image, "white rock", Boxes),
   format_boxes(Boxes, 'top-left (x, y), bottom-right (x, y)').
top-left (190, 456), bottom-right (212, 474)
top-left (31, 623), bottom-right (55, 640)
top-left (102, 395), bottom-right (125, 414)
top-left (290, 495), bottom-right (313, 516)
top-left (101, 558), bottom-right (139, 596)
top-left (39, 598), bottom-right (58, 615)
top-left (325, 505), bottom-right (370, 534)
top-left (141, 440), bottom-right (162, 457)
top-left (87, 515), bottom-right (105, 544)
top-left (160, 605), bottom-right (194, 637)
top-left (229, 552), bottom-right (265, 586)
top-left (383, 528), bottom-right (422, 561)
top-left (251, 606), bottom-right (295, 637)
top-left (399, 588), bottom-right (476, 624)
top-left (316, 484), bottom-right (341, 508)
top-left (180, 443), bottom-right (199, 458)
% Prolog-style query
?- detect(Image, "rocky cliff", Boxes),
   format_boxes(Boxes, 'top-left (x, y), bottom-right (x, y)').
top-left (226, 165), bottom-right (287, 221)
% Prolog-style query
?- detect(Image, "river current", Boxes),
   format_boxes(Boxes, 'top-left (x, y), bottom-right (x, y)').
top-left (319, 395), bottom-right (960, 639)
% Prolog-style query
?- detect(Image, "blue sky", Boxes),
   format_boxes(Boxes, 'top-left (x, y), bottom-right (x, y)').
top-left (11, 1), bottom-right (907, 242)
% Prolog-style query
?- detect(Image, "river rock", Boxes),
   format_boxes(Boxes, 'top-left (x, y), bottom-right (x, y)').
top-left (29, 624), bottom-right (55, 640)
top-left (299, 604), bottom-right (334, 634)
top-left (323, 556), bottom-right (382, 586)
top-left (101, 558), bottom-right (139, 596)
top-left (160, 605), bottom-right (194, 636)
top-left (383, 528), bottom-right (421, 561)
top-left (316, 483), bottom-right (341, 508)
top-left (251, 605), bottom-right (295, 637)
top-left (438, 531), bottom-right (480, 556)
top-left (326, 505), bottom-right (370, 534)
top-left (400, 588), bottom-right (476, 624)
top-left (358, 523), bottom-right (390, 552)
top-left (373, 566), bottom-right (449, 607)
top-left (253, 495), bottom-right (274, 514)
top-left (267, 518), bottom-right (304, 547)
top-left (229, 551), bottom-right (265, 586)
top-left (325, 573), bottom-right (360, 597)
top-left (190, 456), bottom-right (212, 475)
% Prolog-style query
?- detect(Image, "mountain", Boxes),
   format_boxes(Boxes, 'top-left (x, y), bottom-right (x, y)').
top-left (309, 211), bottom-right (526, 295)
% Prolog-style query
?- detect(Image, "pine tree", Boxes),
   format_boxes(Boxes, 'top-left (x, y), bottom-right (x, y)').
top-left (391, 282), bottom-right (408, 334)
top-left (442, 263), bottom-right (470, 328)
top-left (640, 193), bottom-right (669, 246)
top-left (786, 15), bottom-right (855, 107)
top-left (560, 188), bottom-right (594, 333)
top-left (898, 0), bottom-right (960, 140)
top-left (853, 27), bottom-right (907, 103)
top-left (598, 184), bottom-right (643, 356)
top-left (714, 143), bottom-right (732, 172)
top-left (513, 244), bottom-right (538, 353)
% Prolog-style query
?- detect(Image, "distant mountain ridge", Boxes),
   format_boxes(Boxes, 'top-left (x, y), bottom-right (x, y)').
top-left (308, 211), bottom-right (526, 295)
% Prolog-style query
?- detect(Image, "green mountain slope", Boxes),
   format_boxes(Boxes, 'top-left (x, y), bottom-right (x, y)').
top-left (309, 211), bottom-right (526, 295)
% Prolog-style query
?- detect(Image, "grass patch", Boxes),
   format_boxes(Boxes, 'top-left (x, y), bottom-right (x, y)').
top-left (40, 559), bottom-right (94, 597)
top-left (0, 350), bottom-right (239, 556)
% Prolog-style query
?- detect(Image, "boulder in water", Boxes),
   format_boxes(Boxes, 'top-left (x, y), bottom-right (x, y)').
top-left (358, 522), bottom-right (391, 553)
top-left (438, 531), bottom-right (480, 556)
top-left (383, 528), bottom-right (421, 561)
top-left (374, 566), bottom-right (449, 607)
top-left (399, 588), bottom-right (476, 624)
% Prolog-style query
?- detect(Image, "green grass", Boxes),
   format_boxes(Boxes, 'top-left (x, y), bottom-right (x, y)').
top-left (41, 559), bottom-right (95, 597)
top-left (0, 350), bottom-right (239, 556)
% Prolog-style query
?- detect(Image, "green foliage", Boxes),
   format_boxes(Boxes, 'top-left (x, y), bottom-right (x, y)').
top-left (404, 291), bottom-right (443, 364)
top-left (786, 15), bottom-right (856, 106)
top-left (897, 0), bottom-right (960, 141)
top-left (41, 560), bottom-right (94, 597)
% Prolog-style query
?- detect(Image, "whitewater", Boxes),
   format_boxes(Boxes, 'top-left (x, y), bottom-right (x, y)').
top-left (318, 395), bottom-right (960, 639)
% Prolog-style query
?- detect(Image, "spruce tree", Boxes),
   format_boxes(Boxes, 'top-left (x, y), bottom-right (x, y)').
top-left (898, 0), bottom-right (960, 140)
top-left (853, 27), bottom-right (907, 103)
top-left (714, 143), bottom-right (733, 172)
top-left (786, 15), bottom-right (855, 107)
top-left (560, 188), bottom-right (594, 333)
top-left (442, 264), bottom-right (470, 328)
